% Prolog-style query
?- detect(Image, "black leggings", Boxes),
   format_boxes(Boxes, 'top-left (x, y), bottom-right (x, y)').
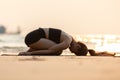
top-left (25, 28), bottom-right (45, 47)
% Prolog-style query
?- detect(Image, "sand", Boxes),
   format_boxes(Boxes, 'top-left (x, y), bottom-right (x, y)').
top-left (0, 55), bottom-right (120, 80)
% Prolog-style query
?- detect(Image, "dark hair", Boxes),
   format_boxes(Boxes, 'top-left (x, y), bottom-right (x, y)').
top-left (75, 42), bottom-right (88, 56)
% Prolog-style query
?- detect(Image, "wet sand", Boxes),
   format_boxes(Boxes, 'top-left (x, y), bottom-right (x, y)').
top-left (0, 55), bottom-right (120, 80)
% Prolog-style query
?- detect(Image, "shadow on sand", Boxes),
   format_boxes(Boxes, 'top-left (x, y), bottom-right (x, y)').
top-left (18, 56), bottom-right (46, 61)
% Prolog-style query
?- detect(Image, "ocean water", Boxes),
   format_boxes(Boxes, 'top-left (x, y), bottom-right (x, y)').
top-left (0, 34), bottom-right (27, 54)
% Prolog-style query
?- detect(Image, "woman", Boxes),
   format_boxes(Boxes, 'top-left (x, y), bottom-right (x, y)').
top-left (19, 28), bottom-right (88, 56)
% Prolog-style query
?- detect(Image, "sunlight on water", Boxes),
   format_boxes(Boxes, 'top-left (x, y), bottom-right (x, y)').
top-left (0, 34), bottom-right (25, 47)
top-left (95, 44), bottom-right (120, 52)
top-left (75, 34), bottom-right (120, 52)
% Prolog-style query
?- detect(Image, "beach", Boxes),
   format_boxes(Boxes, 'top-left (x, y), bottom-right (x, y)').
top-left (0, 34), bottom-right (120, 80)
top-left (0, 56), bottom-right (120, 80)
top-left (1, 0), bottom-right (120, 79)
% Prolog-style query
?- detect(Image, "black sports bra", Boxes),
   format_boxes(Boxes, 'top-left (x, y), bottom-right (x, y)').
top-left (49, 28), bottom-right (61, 43)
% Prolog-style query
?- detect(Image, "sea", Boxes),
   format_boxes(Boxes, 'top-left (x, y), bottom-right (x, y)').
top-left (0, 34), bottom-right (28, 54)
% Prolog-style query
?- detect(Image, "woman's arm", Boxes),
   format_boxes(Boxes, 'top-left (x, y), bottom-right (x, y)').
top-left (49, 37), bottom-right (72, 52)
top-left (49, 40), bottom-right (70, 52)
top-left (48, 31), bottom-right (73, 52)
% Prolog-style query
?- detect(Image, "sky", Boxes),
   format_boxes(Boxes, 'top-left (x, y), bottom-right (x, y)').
top-left (0, 0), bottom-right (120, 35)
